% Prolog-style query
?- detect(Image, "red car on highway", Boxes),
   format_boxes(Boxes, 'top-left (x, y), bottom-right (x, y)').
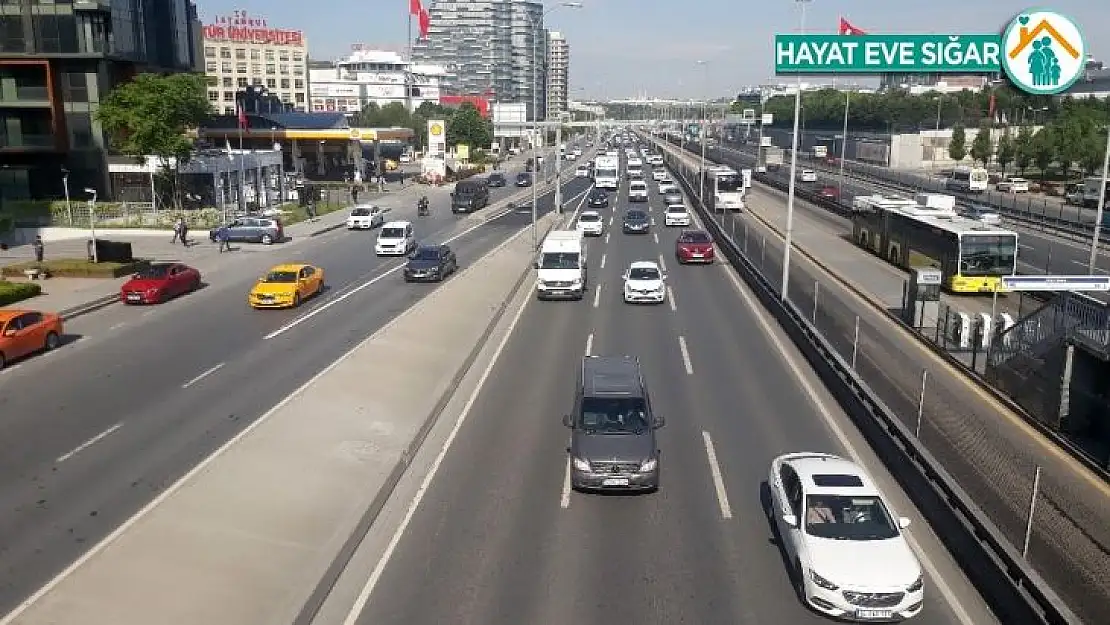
top-left (817, 185), bottom-right (840, 200)
top-left (675, 229), bottom-right (715, 264)
top-left (120, 262), bottom-right (202, 304)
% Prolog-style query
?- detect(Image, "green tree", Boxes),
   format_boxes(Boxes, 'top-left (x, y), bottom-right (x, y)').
top-left (1079, 130), bottom-right (1108, 175)
top-left (96, 72), bottom-right (211, 208)
top-left (995, 131), bottom-right (1015, 173)
top-left (446, 103), bottom-right (492, 150)
top-left (969, 123), bottom-right (992, 167)
top-left (948, 124), bottom-right (967, 162)
top-left (1014, 125), bottom-right (1034, 174)
top-left (1030, 126), bottom-right (1057, 179)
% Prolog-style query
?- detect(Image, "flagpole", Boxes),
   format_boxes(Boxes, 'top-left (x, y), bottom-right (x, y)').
top-left (238, 100), bottom-right (245, 215)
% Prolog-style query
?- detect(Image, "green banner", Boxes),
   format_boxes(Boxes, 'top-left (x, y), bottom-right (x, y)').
top-left (775, 34), bottom-right (1003, 74)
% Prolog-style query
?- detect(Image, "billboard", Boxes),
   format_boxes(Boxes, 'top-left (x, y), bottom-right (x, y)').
top-left (203, 10), bottom-right (304, 47)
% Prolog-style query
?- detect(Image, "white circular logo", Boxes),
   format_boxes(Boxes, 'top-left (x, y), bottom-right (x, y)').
top-left (1001, 8), bottom-right (1086, 95)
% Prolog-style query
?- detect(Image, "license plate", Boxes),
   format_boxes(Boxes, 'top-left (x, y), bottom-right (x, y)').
top-left (602, 477), bottom-right (629, 486)
top-left (261, 296), bottom-right (274, 302)
top-left (691, 253), bottom-right (703, 258)
top-left (126, 293), bottom-right (141, 301)
top-left (855, 609), bottom-right (893, 619)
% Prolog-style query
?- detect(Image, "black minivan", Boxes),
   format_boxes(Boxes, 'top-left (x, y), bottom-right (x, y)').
top-left (451, 178), bottom-right (490, 213)
top-left (565, 356), bottom-right (663, 493)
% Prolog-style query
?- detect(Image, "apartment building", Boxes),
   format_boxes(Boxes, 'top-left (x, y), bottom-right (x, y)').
top-left (201, 10), bottom-right (309, 114)
top-left (546, 30), bottom-right (568, 118)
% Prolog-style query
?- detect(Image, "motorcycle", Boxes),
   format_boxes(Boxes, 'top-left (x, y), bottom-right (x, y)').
top-left (417, 196), bottom-right (430, 217)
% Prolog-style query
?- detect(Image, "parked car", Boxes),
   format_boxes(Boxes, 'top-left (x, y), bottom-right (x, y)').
top-left (996, 177), bottom-right (1030, 193)
top-left (209, 217), bottom-right (284, 245)
top-left (120, 262), bottom-right (201, 304)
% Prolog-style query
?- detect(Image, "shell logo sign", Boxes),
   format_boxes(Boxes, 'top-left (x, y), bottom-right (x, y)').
top-left (429, 122), bottom-right (444, 137)
top-left (427, 119), bottom-right (447, 157)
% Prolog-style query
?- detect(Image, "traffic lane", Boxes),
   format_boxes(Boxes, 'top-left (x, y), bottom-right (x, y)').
top-left (0, 204), bottom-right (552, 613)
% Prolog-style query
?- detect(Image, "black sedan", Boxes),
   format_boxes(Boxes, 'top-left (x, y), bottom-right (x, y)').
top-left (587, 189), bottom-right (609, 208)
top-left (622, 209), bottom-right (652, 234)
top-left (487, 172), bottom-right (507, 187)
top-left (403, 244), bottom-right (458, 282)
top-left (516, 172), bottom-right (533, 187)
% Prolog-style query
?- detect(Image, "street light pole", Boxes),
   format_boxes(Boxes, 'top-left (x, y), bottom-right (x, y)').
top-left (838, 89), bottom-right (849, 199)
top-left (697, 60), bottom-right (709, 201)
top-left (1088, 128), bottom-right (1110, 274)
top-left (61, 167), bottom-right (72, 226)
top-left (781, 0), bottom-right (810, 299)
top-left (84, 188), bottom-right (98, 263)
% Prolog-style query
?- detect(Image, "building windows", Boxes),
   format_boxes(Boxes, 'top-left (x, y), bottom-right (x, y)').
top-left (208, 90), bottom-right (219, 102)
top-left (222, 91), bottom-right (235, 102)
top-left (236, 62), bottom-right (247, 74)
top-left (293, 65), bottom-right (303, 76)
top-left (66, 112), bottom-right (93, 149)
top-left (278, 64), bottom-right (288, 74)
top-left (250, 49), bottom-right (260, 60)
top-left (266, 78), bottom-right (276, 89)
top-left (206, 61), bottom-right (217, 73)
top-left (205, 46), bottom-right (216, 57)
top-left (252, 78), bottom-right (263, 86)
top-left (222, 77), bottom-right (233, 88)
top-left (266, 64), bottom-right (275, 74)
top-left (221, 62), bottom-right (232, 72)
top-left (220, 47), bottom-right (231, 58)
top-left (237, 77), bottom-right (248, 88)
top-left (251, 63), bottom-right (260, 74)
top-left (295, 93), bottom-right (306, 103)
top-left (63, 71), bottom-right (88, 103)
top-left (293, 52), bottom-right (303, 62)
top-left (264, 50), bottom-right (274, 60)
top-left (0, 15), bottom-right (26, 53)
top-left (280, 78), bottom-right (290, 89)
top-left (33, 14), bottom-right (79, 53)
top-left (278, 50), bottom-right (288, 61)
top-left (235, 48), bottom-right (246, 59)
top-left (206, 75), bottom-right (218, 86)
top-left (294, 79), bottom-right (304, 89)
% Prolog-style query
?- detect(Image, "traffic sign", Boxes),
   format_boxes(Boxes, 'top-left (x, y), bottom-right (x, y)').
top-left (761, 113), bottom-right (773, 125)
top-left (741, 168), bottom-right (752, 188)
top-left (1000, 275), bottom-right (1110, 292)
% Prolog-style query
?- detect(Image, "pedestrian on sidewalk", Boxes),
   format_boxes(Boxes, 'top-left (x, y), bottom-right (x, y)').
top-left (351, 185), bottom-right (360, 204)
top-left (32, 236), bottom-right (44, 263)
top-left (171, 217), bottom-right (185, 245)
top-left (216, 225), bottom-right (231, 252)
top-left (180, 219), bottom-right (190, 247)
top-left (399, 170), bottom-right (405, 186)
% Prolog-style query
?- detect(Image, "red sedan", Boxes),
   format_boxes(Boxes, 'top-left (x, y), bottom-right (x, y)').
top-left (675, 229), bottom-right (715, 264)
top-left (120, 262), bottom-right (201, 304)
top-left (817, 185), bottom-right (840, 200)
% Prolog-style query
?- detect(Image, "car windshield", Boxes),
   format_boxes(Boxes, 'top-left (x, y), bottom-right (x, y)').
top-left (579, 396), bottom-right (650, 434)
top-left (381, 227), bottom-right (406, 238)
top-left (351, 207), bottom-right (372, 216)
top-left (960, 234), bottom-right (1017, 276)
top-left (579, 214), bottom-right (601, 222)
top-left (518, 174), bottom-right (530, 180)
top-left (540, 252), bottom-right (579, 269)
top-left (679, 232), bottom-right (711, 244)
top-left (262, 271), bottom-right (298, 283)
top-left (628, 267), bottom-right (660, 280)
top-left (626, 211), bottom-right (647, 220)
top-left (136, 265), bottom-right (172, 278)
top-left (666, 205), bottom-right (686, 213)
top-left (804, 494), bottom-right (899, 540)
top-left (412, 248), bottom-right (439, 260)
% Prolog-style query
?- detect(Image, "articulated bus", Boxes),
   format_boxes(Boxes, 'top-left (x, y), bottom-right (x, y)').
top-left (851, 199), bottom-right (1018, 293)
top-left (701, 166), bottom-right (745, 211)
top-left (945, 166), bottom-right (989, 193)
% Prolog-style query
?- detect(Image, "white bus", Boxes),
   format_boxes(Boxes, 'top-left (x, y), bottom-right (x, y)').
top-left (593, 155), bottom-right (620, 190)
top-left (701, 166), bottom-right (745, 212)
top-left (945, 166), bottom-right (989, 193)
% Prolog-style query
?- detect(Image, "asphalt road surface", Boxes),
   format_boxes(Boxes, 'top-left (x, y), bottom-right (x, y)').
top-left (349, 166), bottom-right (995, 625)
top-left (0, 174), bottom-right (592, 612)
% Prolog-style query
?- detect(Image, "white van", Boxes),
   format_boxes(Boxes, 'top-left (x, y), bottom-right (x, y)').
top-left (628, 180), bottom-right (649, 202)
top-left (535, 230), bottom-right (587, 300)
top-left (374, 221), bottom-right (416, 256)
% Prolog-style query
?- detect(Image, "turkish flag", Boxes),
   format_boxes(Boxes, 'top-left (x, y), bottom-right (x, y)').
top-left (409, 0), bottom-right (422, 17)
top-left (838, 17), bottom-right (867, 35)
top-left (237, 103), bottom-right (248, 129)
top-left (418, 8), bottom-right (430, 39)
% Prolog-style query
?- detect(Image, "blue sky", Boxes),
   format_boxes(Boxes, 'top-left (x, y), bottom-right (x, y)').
top-left (199, 0), bottom-right (1108, 99)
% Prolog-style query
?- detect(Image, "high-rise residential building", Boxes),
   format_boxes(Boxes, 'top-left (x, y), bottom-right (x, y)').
top-left (201, 10), bottom-right (309, 115)
top-left (546, 30), bottom-right (569, 118)
top-left (414, 0), bottom-right (548, 120)
top-left (0, 0), bottom-right (201, 200)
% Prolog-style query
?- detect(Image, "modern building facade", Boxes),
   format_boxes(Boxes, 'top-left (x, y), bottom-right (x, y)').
top-left (308, 47), bottom-right (444, 114)
top-left (545, 30), bottom-right (568, 118)
top-left (201, 10), bottom-right (309, 115)
top-left (0, 0), bottom-right (202, 201)
top-left (414, 0), bottom-right (548, 120)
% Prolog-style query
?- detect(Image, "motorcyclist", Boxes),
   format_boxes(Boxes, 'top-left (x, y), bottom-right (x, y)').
top-left (418, 195), bottom-right (430, 216)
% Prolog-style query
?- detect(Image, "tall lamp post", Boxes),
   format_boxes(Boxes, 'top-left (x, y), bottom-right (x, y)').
top-left (60, 166), bottom-right (72, 226)
top-left (529, 2), bottom-right (582, 250)
top-left (781, 0), bottom-right (811, 299)
top-left (697, 60), bottom-right (709, 200)
top-left (1088, 128), bottom-right (1110, 274)
top-left (84, 188), bottom-right (98, 263)
top-left (838, 88), bottom-right (850, 199)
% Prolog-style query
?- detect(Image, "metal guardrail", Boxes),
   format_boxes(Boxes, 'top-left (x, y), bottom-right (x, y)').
top-left (655, 136), bottom-right (1083, 625)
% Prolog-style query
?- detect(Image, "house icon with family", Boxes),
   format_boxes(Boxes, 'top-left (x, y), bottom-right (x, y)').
top-left (1002, 9), bottom-right (1086, 95)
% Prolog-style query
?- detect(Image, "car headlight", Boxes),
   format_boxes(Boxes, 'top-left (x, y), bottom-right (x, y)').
top-left (572, 457), bottom-right (591, 472)
top-left (906, 575), bottom-right (923, 592)
top-left (810, 570), bottom-right (839, 591)
top-left (640, 458), bottom-right (657, 472)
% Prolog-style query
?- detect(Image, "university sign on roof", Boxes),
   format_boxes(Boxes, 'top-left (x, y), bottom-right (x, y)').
top-left (773, 6), bottom-right (1086, 96)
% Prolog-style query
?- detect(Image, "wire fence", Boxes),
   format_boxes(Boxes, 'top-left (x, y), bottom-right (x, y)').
top-left (665, 151), bottom-right (1110, 624)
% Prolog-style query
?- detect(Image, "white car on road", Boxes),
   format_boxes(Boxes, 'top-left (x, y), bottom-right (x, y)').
top-left (575, 164), bottom-right (591, 177)
top-left (800, 169), bottom-right (818, 183)
top-left (658, 180), bottom-right (679, 195)
top-left (996, 177), bottom-right (1030, 193)
top-left (628, 180), bottom-right (650, 202)
top-left (652, 168), bottom-right (668, 181)
top-left (346, 204), bottom-right (386, 230)
top-left (767, 452), bottom-right (924, 622)
top-left (374, 221), bottom-right (417, 256)
top-left (664, 204), bottom-right (692, 227)
top-left (575, 210), bottom-right (605, 237)
top-left (622, 261), bottom-right (666, 304)
top-left (627, 156), bottom-right (643, 168)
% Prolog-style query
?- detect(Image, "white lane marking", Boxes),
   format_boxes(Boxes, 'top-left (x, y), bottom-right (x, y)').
top-left (561, 456), bottom-right (572, 509)
top-left (678, 335), bottom-right (694, 375)
top-left (340, 277), bottom-right (534, 624)
top-left (56, 423), bottom-right (123, 464)
top-left (667, 286), bottom-right (677, 311)
top-left (658, 254), bottom-right (668, 272)
top-left (608, 215), bottom-right (614, 226)
top-left (715, 263), bottom-right (977, 625)
top-left (1018, 243), bottom-right (1034, 251)
top-left (600, 253), bottom-right (607, 269)
top-left (181, 362), bottom-right (226, 389)
top-left (0, 216), bottom-right (549, 625)
top-left (1071, 259), bottom-right (1108, 274)
top-left (653, 232), bottom-right (659, 244)
top-left (701, 431), bottom-right (733, 520)
top-left (109, 322), bottom-right (126, 331)
top-left (592, 283), bottom-right (602, 308)
top-left (604, 232), bottom-right (610, 244)
top-left (264, 182), bottom-right (591, 341)
top-left (584, 332), bottom-right (594, 356)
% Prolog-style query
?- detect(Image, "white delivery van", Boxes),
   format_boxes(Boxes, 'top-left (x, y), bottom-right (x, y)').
top-left (535, 230), bottom-right (588, 300)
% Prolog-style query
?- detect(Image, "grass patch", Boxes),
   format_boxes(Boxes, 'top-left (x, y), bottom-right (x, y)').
top-left (0, 280), bottom-right (43, 306)
top-left (0, 258), bottom-right (150, 279)
top-left (281, 201), bottom-right (346, 227)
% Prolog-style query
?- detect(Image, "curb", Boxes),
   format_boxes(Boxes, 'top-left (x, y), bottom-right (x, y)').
top-left (307, 222), bottom-right (347, 237)
top-left (60, 294), bottom-right (119, 320)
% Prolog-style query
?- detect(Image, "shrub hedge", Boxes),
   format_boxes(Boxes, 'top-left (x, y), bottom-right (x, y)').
top-left (0, 280), bottom-right (42, 306)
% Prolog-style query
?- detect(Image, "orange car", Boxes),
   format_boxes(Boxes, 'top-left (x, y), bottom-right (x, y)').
top-left (0, 309), bottom-right (64, 370)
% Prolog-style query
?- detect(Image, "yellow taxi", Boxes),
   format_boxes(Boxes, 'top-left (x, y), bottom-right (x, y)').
top-left (248, 263), bottom-right (325, 309)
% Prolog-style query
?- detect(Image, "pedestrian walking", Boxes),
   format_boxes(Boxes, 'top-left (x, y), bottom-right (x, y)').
top-left (399, 170), bottom-right (405, 185)
top-left (180, 219), bottom-right (190, 247)
top-left (351, 186), bottom-right (360, 204)
top-left (171, 216), bottom-right (185, 245)
top-left (216, 225), bottom-right (231, 252)
top-left (32, 236), bottom-right (44, 263)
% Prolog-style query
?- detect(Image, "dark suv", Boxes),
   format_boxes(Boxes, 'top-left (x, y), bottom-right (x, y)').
top-left (564, 356), bottom-right (664, 493)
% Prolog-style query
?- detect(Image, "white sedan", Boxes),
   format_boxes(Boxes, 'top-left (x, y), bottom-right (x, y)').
top-left (664, 203), bottom-right (691, 227)
top-left (800, 169), bottom-right (818, 183)
top-left (575, 165), bottom-right (591, 177)
top-left (575, 210), bottom-right (605, 237)
top-left (622, 261), bottom-right (666, 304)
top-left (767, 452), bottom-right (924, 621)
top-left (658, 180), bottom-right (679, 195)
top-left (346, 204), bottom-right (385, 230)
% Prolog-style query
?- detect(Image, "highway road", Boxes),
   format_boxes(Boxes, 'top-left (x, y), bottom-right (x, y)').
top-left (347, 160), bottom-right (997, 625)
top-left (0, 172), bottom-right (592, 612)
top-left (708, 141), bottom-right (1110, 281)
